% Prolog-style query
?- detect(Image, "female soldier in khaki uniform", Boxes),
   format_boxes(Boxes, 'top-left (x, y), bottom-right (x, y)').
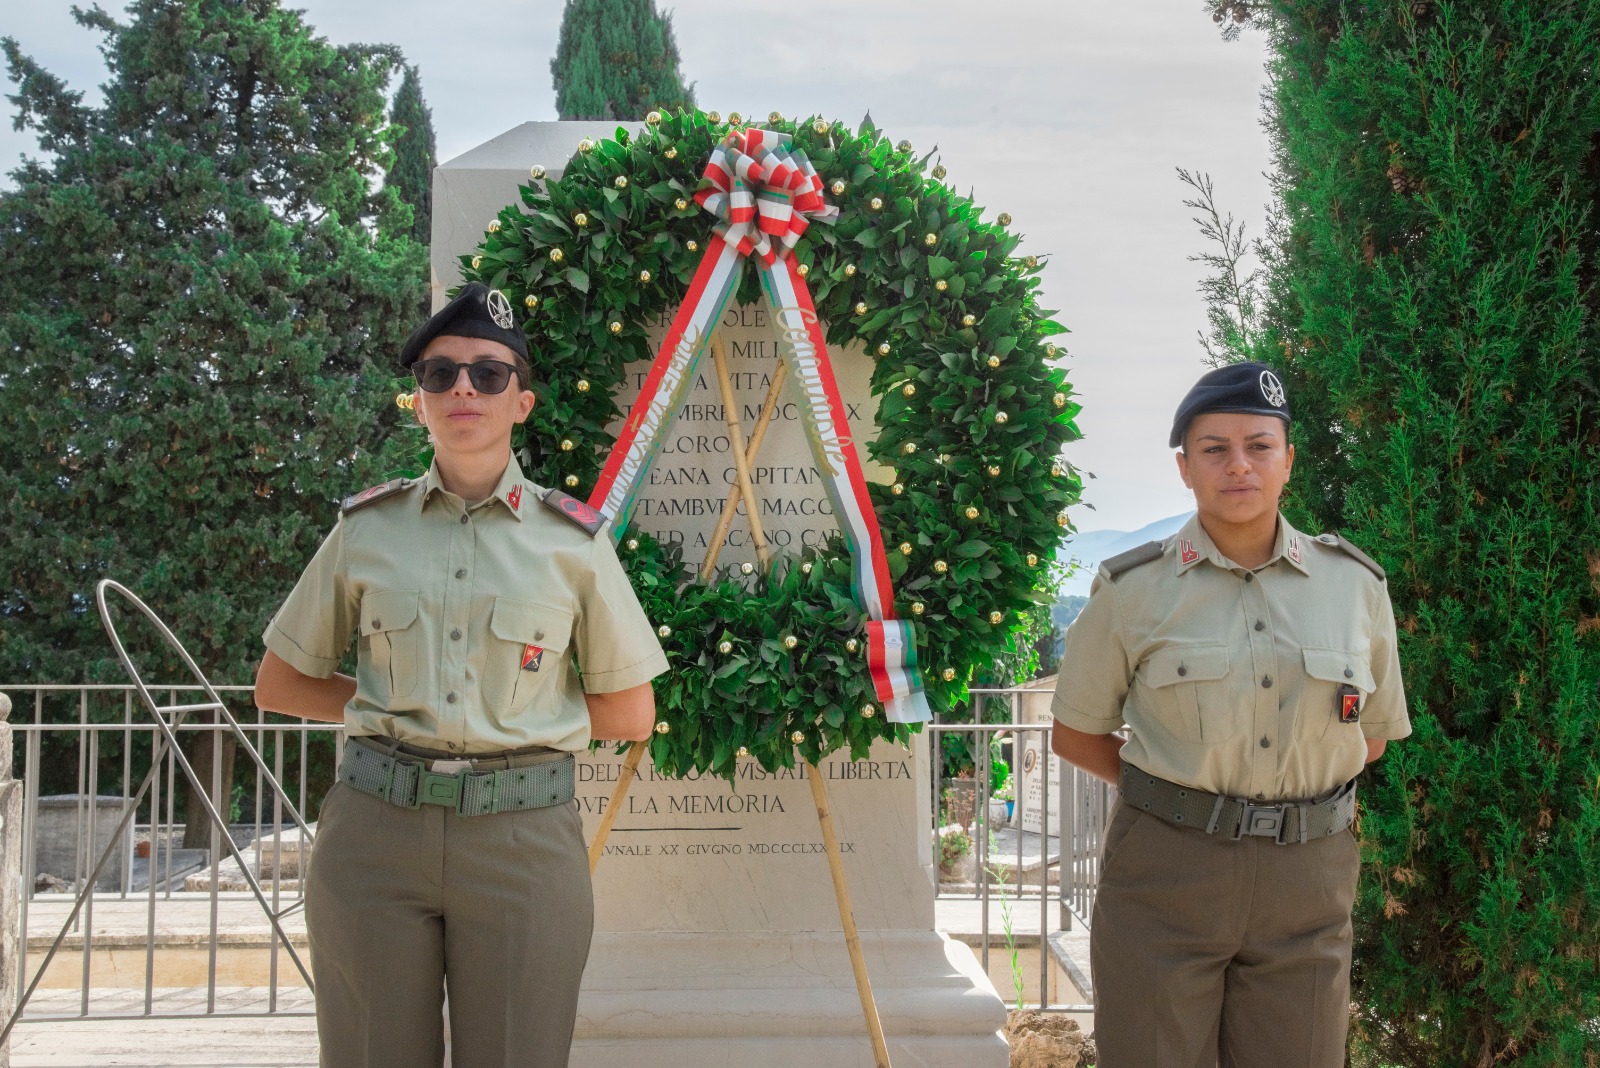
top-left (1051, 362), bottom-right (1410, 1068)
top-left (254, 284), bottom-right (667, 1068)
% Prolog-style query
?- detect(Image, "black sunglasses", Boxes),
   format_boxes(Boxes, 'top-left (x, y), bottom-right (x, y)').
top-left (412, 358), bottom-right (520, 395)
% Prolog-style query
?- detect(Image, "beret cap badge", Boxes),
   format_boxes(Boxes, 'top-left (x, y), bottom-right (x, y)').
top-left (1259, 369), bottom-right (1286, 407)
top-left (486, 289), bottom-right (515, 330)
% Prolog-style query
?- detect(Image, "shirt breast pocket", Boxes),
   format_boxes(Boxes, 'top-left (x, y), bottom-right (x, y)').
top-left (1139, 644), bottom-right (1230, 744)
top-left (482, 597), bottom-right (574, 711)
top-left (1299, 648), bottom-right (1376, 741)
top-left (358, 590), bottom-right (421, 701)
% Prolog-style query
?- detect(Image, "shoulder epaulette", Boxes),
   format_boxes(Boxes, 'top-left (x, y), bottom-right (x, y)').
top-left (341, 478), bottom-right (411, 515)
top-left (1101, 540), bottom-right (1164, 579)
top-left (540, 489), bottom-right (604, 537)
top-left (1317, 532), bottom-right (1386, 580)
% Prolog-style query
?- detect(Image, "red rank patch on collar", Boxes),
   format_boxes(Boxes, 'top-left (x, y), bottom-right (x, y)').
top-left (1288, 537), bottom-right (1303, 565)
top-left (1179, 538), bottom-right (1199, 565)
top-left (521, 644), bottom-right (544, 672)
top-left (506, 485), bottom-right (523, 511)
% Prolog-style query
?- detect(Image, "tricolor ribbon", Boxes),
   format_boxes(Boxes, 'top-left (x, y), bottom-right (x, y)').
top-left (588, 128), bottom-right (930, 725)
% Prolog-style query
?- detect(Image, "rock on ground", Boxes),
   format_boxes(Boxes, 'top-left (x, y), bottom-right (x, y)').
top-left (1005, 1008), bottom-right (1096, 1068)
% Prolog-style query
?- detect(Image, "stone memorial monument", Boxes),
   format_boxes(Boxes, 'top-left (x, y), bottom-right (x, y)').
top-left (432, 122), bottom-right (1011, 1066)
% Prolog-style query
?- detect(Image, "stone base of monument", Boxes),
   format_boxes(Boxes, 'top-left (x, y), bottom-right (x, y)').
top-left (572, 738), bottom-right (1009, 1066)
top-left (575, 931), bottom-right (1007, 1065)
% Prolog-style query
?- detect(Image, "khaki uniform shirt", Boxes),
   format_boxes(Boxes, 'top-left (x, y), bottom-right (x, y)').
top-left (263, 456), bottom-right (668, 754)
top-left (1052, 513), bottom-right (1410, 800)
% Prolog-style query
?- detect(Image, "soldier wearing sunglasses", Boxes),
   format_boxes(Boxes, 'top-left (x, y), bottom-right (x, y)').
top-left (253, 282), bottom-right (667, 1068)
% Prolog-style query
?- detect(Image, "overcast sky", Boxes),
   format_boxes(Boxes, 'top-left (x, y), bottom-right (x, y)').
top-left (2, 0), bottom-right (1273, 534)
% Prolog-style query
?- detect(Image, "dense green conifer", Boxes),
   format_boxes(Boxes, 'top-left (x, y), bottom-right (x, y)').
top-left (385, 64), bottom-right (436, 250)
top-left (1197, 2), bottom-right (1600, 1062)
top-left (550, 0), bottom-right (695, 120)
top-left (0, 0), bottom-right (423, 826)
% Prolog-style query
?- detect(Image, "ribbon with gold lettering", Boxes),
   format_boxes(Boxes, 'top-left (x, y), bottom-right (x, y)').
top-left (588, 128), bottom-right (930, 724)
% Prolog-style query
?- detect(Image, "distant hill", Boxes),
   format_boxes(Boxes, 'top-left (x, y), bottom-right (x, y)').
top-left (1057, 512), bottom-right (1191, 596)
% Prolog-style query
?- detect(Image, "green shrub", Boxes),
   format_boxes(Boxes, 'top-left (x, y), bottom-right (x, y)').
top-left (1199, 2), bottom-right (1600, 1062)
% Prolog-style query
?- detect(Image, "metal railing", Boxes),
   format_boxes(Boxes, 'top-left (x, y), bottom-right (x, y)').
top-left (929, 685), bottom-right (1119, 1013)
top-left (2, 684), bottom-right (337, 1022)
top-left (0, 682), bottom-right (1119, 1023)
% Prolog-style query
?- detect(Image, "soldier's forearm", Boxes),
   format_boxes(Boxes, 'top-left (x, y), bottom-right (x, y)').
top-left (585, 682), bottom-right (656, 741)
top-left (254, 650), bottom-right (355, 723)
top-left (1052, 723), bottom-right (1127, 786)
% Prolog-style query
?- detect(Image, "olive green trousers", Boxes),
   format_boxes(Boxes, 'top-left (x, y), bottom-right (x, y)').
top-left (305, 780), bottom-right (594, 1068)
top-left (1091, 801), bottom-right (1360, 1068)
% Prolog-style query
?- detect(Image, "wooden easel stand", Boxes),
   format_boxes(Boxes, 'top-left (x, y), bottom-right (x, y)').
top-left (590, 330), bottom-right (894, 1065)
top-left (808, 761), bottom-right (894, 1068)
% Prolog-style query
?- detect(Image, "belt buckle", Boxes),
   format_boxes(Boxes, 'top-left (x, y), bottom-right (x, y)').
top-left (415, 768), bottom-right (464, 809)
top-left (1236, 801), bottom-right (1289, 843)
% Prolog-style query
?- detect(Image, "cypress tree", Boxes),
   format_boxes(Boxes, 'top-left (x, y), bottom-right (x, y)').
top-left (0, 0), bottom-right (423, 831)
top-left (550, 0), bottom-right (695, 120)
top-left (386, 63), bottom-right (435, 249)
top-left (1198, 2), bottom-right (1600, 1062)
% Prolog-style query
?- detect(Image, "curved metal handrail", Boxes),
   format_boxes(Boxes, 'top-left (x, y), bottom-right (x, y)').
top-left (94, 578), bottom-right (316, 845)
top-left (0, 580), bottom-right (318, 1042)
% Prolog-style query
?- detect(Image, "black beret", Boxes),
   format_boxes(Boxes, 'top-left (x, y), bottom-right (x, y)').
top-left (1169, 361), bottom-right (1290, 448)
top-left (397, 282), bottom-right (529, 370)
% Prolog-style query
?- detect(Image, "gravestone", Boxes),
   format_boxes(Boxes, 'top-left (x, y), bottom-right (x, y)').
top-left (31, 795), bottom-right (131, 892)
top-left (434, 122), bottom-right (1008, 1066)
top-left (1012, 676), bottom-right (1062, 836)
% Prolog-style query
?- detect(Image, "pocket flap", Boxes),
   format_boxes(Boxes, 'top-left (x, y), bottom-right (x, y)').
top-left (490, 598), bottom-right (573, 653)
top-left (1303, 648), bottom-right (1375, 691)
top-left (1143, 644), bottom-right (1229, 688)
top-left (359, 590), bottom-right (419, 636)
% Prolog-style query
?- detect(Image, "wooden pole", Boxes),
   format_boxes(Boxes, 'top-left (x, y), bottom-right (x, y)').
top-left (700, 349), bottom-right (789, 575)
top-left (709, 332), bottom-right (771, 566)
top-left (596, 344), bottom-right (792, 876)
top-left (807, 760), bottom-right (893, 1068)
top-left (587, 740), bottom-right (646, 874)
top-left (734, 358), bottom-right (789, 489)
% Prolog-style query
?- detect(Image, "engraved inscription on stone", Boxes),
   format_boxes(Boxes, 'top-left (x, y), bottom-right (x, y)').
top-left (578, 743), bottom-right (931, 933)
top-left (608, 304), bottom-right (889, 572)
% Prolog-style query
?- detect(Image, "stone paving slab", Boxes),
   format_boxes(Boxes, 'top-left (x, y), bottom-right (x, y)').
top-left (10, 1012), bottom-right (320, 1067)
top-left (22, 986), bottom-right (315, 1017)
top-left (6, 900), bottom-right (1097, 1063)
top-left (933, 893), bottom-right (1063, 943)
top-left (983, 827), bottom-right (1060, 876)
top-left (127, 850), bottom-right (210, 894)
top-left (24, 895), bottom-right (308, 950)
top-left (1048, 929), bottom-right (1095, 1002)
top-left (32, 894), bottom-right (1062, 948)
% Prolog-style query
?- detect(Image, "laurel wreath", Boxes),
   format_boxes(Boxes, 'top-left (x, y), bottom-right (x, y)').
top-left (459, 110), bottom-right (1082, 778)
